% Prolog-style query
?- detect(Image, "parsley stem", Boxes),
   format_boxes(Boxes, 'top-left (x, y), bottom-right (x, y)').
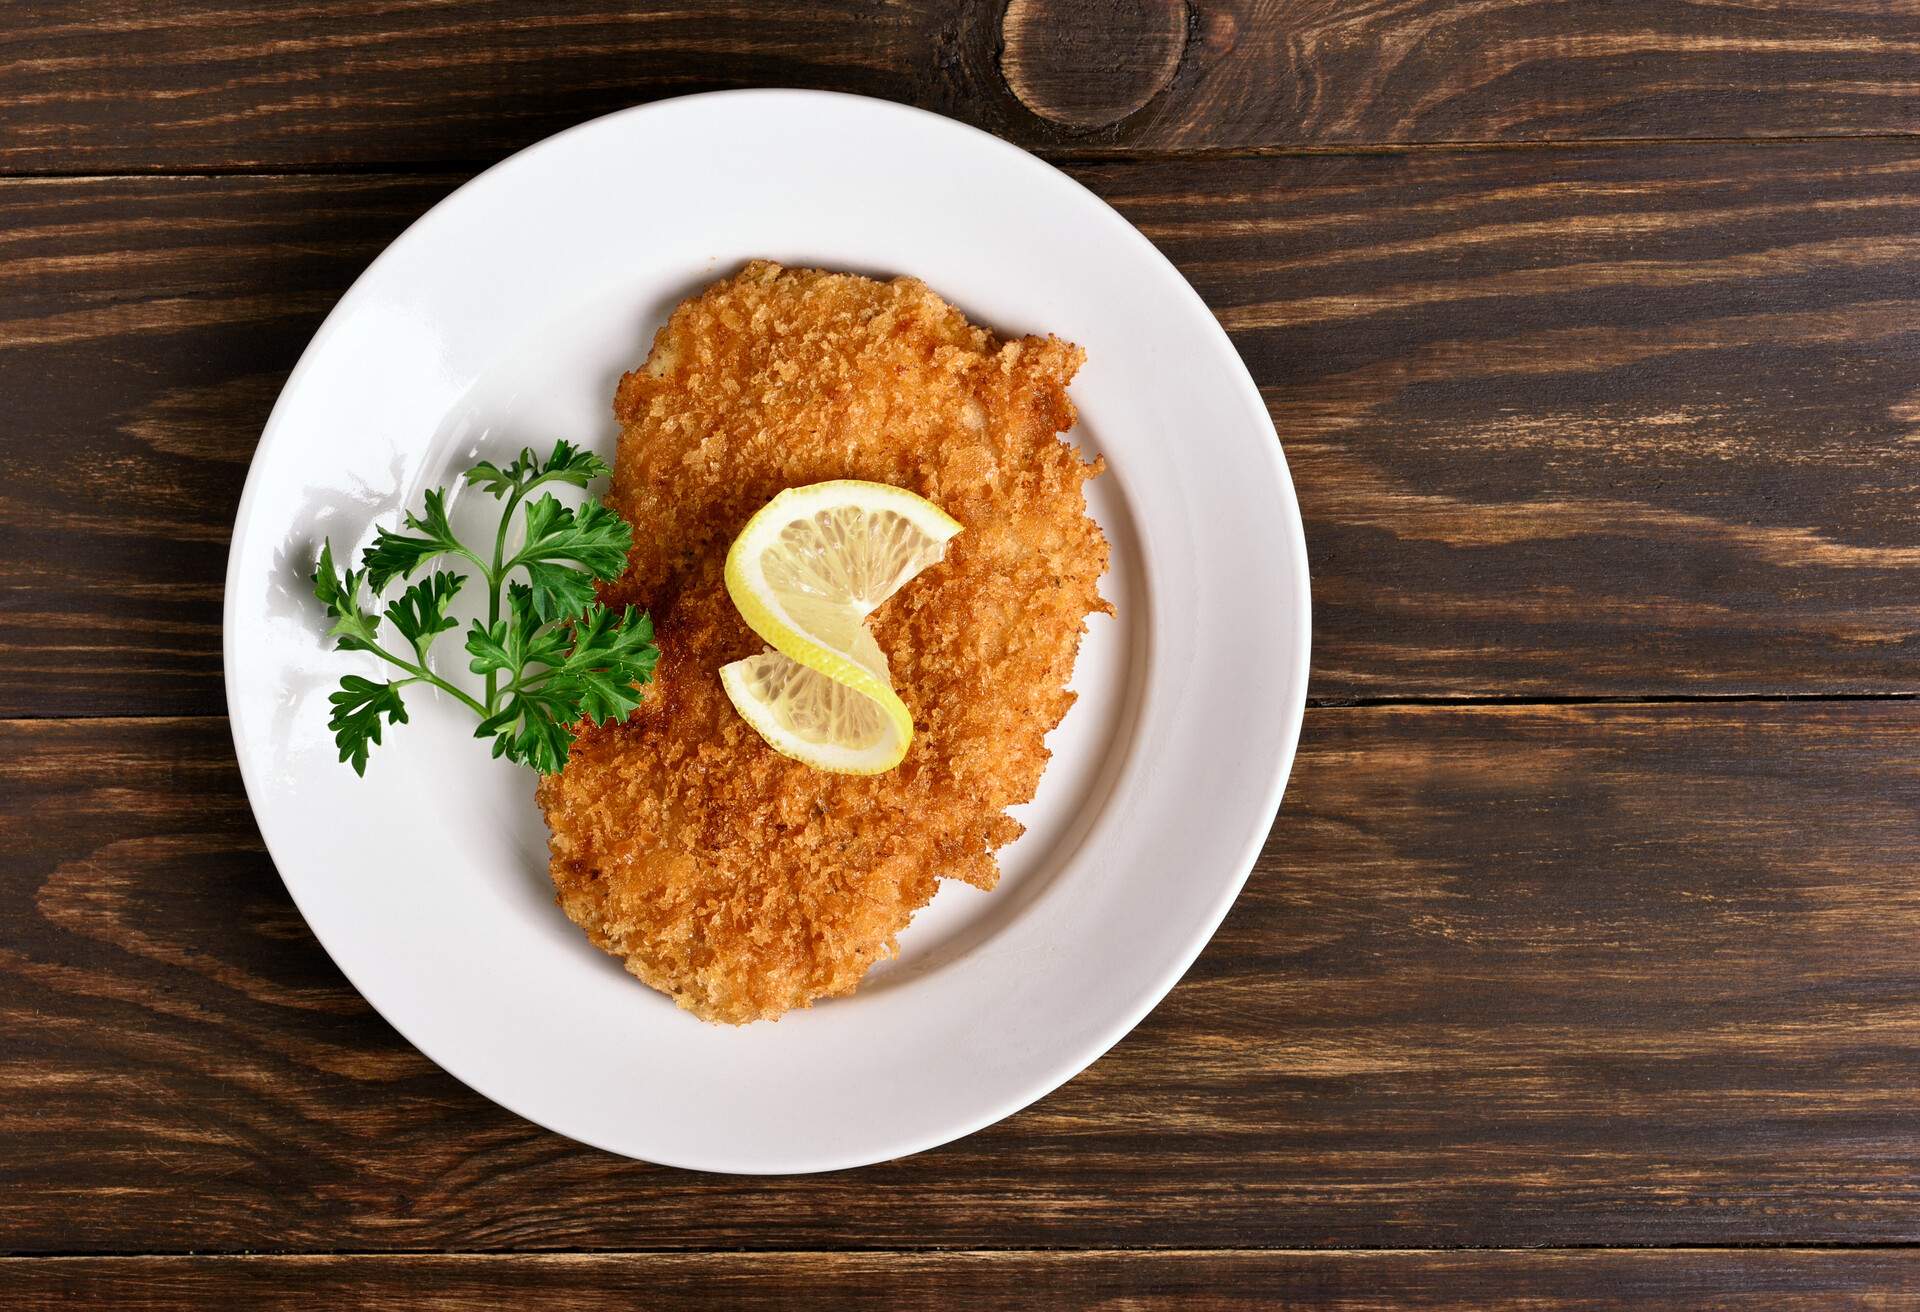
top-left (362, 640), bottom-right (489, 718)
top-left (483, 467), bottom-right (578, 713)
top-left (484, 487), bottom-right (522, 711)
top-left (448, 543), bottom-right (493, 578)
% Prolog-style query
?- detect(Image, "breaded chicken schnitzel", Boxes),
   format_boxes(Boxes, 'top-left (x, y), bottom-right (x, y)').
top-left (536, 261), bottom-right (1109, 1023)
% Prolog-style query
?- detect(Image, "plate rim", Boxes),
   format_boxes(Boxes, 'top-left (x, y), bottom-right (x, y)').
top-left (222, 87), bottom-right (1312, 1172)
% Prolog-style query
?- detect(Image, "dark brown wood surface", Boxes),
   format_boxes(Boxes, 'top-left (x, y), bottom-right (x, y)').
top-left (6, 0), bottom-right (1920, 1305)
top-left (2, 0), bottom-right (1916, 170)
top-left (6, 1250), bottom-right (1920, 1310)
top-left (7, 706), bottom-right (1920, 1253)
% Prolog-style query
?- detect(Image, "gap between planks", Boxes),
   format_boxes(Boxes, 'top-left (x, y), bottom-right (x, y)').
top-left (5, 130), bottom-right (1920, 182)
top-left (9, 1245), bottom-right (1920, 1259)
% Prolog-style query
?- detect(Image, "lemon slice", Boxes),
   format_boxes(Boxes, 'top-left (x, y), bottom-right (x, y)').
top-left (720, 480), bottom-right (962, 773)
top-left (720, 654), bottom-right (908, 774)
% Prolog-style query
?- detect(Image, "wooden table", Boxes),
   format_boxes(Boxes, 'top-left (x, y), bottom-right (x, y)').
top-left (7, 3), bottom-right (1920, 1306)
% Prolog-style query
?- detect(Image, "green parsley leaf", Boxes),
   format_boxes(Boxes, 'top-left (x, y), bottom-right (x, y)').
top-left (466, 439), bottom-right (610, 499)
top-left (466, 598), bottom-right (655, 772)
top-left (326, 674), bottom-right (409, 776)
top-left (511, 495), bottom-right (632, 619)
top-left (475, 682), bottom-right (578, 774)
top-left (464, 452), bottom-right (535, 499)
top-left (464, 582), bottom-right (569, 679)
top-left (536, 439), bottom-right (613, 487)
top-left (539, 604), bottom-right (659, 726)
top-left (311, 540), bottom-right (380, 654)
top-left (384, 570), bottom-right (465, 660)
top-left (521, 559), bottom-right (600, 623)
top-left (363, 487), bottom-right (467, 591)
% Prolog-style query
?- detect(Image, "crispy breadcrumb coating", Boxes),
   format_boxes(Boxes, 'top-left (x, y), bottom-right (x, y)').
top-left (535, 261), bottom-right (1109, 1023)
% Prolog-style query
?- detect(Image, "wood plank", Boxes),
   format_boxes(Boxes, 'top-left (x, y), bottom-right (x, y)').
top-left (3, 1), bottom-right (1917, 171)
top-left (6, 704), bottom-right (1920, 1251)
top-left (5, 1250), bottom-right (1920, 1309)
top-left (0, 174), bottom-right (458, 717)
top-left (10, 142), bottom-right (1920, 712)
top-left (1095, 141), bottom-right (1920, 698)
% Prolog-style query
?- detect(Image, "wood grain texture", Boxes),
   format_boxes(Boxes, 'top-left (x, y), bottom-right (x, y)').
top-left (10, 142), bottom-right (1920, 714)
top-left (5, 1250), bottom-right (1920, 1309)
top-left (1097, 141), bottom-right (1920, 698)
top-left (0, 174), bottom-right (458, 716)
top-left (7, 705), bottom-right (1920, 1252)
top-left (1, 0), bottom-right (1917, 171)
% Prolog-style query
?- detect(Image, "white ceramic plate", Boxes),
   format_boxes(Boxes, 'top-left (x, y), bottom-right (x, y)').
top-left (224, 90), bottom-right (1310, 1173)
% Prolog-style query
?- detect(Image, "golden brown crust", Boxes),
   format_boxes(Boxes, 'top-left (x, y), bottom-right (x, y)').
top-left (536, 261), bottom-right (1109, 1023)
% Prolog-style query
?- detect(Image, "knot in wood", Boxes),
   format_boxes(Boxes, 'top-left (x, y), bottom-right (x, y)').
top-left (1000, 0), bottom-right (1188, 130)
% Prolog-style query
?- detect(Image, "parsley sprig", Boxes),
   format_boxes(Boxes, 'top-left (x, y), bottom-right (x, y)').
top-left (311, 441), bottom-right (657, 776)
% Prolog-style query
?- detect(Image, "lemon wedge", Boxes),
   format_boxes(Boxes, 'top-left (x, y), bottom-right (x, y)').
top-left (720, 480), bottom-right (962, 773)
